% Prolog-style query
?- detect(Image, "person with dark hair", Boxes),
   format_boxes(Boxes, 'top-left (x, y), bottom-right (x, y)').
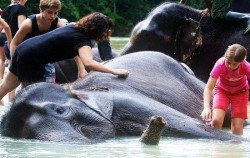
top-left (201, 44), bottom-right (250, 135)
top-left (0, 12), bottom-right (129, 104)
top-left (180, 0), bottom-right (250, 35)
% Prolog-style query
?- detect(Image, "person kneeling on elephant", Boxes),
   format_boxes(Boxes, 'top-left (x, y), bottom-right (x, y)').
top-left (180, 0), bottom-right (250, 35)
top-left (0, 12), bottom-right (129, 105)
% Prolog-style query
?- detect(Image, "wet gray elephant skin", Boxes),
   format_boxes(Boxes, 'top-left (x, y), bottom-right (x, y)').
top-left (0, 52), bottom-right (244, 143)
top-left (121, 2), bottom-right (250, 82)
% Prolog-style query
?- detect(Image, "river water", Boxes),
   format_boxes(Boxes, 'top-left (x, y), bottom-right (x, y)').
top-left (0, 104), bottom-right (250, 158)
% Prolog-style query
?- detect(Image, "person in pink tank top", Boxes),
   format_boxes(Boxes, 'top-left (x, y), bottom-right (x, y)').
top-left (201, 43), bottom-right (250, 135)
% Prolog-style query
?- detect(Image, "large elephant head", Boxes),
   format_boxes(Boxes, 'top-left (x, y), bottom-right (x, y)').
top-left (1, 83), bottom-right (115, 143)
top-left (121, 2), bottom-right (250, 82)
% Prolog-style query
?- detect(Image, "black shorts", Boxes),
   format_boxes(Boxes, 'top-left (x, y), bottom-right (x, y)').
top-left (0, 33), bottom-right (7, 47)
top-left (9, 50), bottom-right (46, 82)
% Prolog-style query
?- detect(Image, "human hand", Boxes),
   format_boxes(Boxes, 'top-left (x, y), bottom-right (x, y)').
top-left (113, 69), bottom-right (129, 78)
top-left (200, 107), bottom-right (211, 121)
top-left (201, 8), bottom-right (210, 16)
top-left (78, 69), bottom-right (88, 80)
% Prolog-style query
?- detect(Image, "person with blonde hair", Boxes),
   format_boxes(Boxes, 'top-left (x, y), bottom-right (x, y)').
top-left (0, 12), bottom-right (129, 105)
top-left (10, 0), bottom-right (65, 83)
top-left (201, 44), bottom-right (250, 135)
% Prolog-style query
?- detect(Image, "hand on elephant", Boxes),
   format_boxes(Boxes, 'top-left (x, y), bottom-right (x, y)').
top-left (200, 107), bottom-right (212, 121)
top-left (201, 8), bottom-right (210, 16)
top-left (78, 68), bottom-right (88, 80)
top-left (112, 69), bottom-right (129, 78)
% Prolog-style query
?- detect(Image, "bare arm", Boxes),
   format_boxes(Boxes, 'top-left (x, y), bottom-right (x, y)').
top-left (18, 15), bottom-right (26, 28)
top-left (0, 18), bottom-right (12, 48)
top-left (10, 19), bottom-right (32, 57)
top-left (201, 0), bottom-right (212, 16)
top-left (204, 0), bottom-right (212, 11)
top-left (78, 46), bottom-right (129, 76)
top-left (74, 55), bottom-right (88, 79)
top-left (201, 76), bottom-right (217, 120)
top-left (180, 0), bottom-right (212, 16)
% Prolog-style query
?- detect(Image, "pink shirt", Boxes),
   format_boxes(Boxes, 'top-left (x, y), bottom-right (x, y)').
top-left (210, 57), bottom-right (250, 93)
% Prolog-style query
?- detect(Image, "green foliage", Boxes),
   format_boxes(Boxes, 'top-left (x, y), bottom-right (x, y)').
top-left (0, 0), bottom-right (207, 36)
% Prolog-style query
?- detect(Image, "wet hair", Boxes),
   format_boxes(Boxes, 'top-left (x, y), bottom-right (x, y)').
top-left (39, 0), bottom-right (61, 11)
top-left (225, 44), bottom-right (247, 62)
top-left (75, 12), bottom-right (113, 40)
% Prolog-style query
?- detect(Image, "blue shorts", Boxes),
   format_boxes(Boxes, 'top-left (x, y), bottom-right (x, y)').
top-left (44, 63), bottom-right (55, 83)
top-left (4, 41), bottom-right (11, 59)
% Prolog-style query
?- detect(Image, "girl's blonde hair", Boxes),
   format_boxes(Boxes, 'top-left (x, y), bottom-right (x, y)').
top-left (225, 44), bottom-right (247, 62)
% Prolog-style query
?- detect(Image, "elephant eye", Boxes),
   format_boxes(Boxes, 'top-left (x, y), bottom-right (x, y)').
top-left (55, 107), bottom-right (65, 114)
top-left (190, 32), bottom-right (195, 36)
top-left (48, 104), bottom-right (67, 115)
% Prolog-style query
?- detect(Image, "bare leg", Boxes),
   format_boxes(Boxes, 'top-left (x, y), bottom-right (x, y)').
top-left (0, 47), bottom-right (5, 78)
top-left (0, 71), bottom-right (20, 105)
top-left (0, 47), bottom-right (6, 105)
top-left (211, 109), bottom-right (225, 129)
top-left (231, 118), bottom-right (244, 135)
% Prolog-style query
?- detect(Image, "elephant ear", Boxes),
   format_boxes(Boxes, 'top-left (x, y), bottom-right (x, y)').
top-left (72, 88), bottom-right (113, 119)
top-left (174, 17), bottom-right (201, 64)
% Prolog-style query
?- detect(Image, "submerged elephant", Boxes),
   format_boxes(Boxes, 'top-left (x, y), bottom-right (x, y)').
top-left (121, 2), bottom-right (250, 82)
top-left (0, 51), bottom-right (243, 143)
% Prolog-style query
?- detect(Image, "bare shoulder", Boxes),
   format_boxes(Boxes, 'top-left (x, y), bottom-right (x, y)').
top-left (19, 18), bottom-right (32, 33)
top-left (57, 18), bottom-right (66, 28)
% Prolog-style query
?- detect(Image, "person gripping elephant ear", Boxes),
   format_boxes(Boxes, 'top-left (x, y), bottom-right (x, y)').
top-left (174, 17), bottom-right (203, 66)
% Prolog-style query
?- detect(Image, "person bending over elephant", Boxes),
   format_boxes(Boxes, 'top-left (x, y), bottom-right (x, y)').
top-left (180, 0), bottom-right (250, 35)
top-left (0, 12), bottom-right (129, 105)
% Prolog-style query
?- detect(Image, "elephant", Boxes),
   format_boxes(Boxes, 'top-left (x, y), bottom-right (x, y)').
top-left (0, 51), bottom-right (244, 143)
top-left (121, 2), bottom-right (250, 82)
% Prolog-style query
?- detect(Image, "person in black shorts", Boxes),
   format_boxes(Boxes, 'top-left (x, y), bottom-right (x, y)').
top-left (1, 0), bottom-right (27, 60)
top-left (0, 0), bottom-right (27, 103)
top-left (0, 12), bottom-right (129, 104)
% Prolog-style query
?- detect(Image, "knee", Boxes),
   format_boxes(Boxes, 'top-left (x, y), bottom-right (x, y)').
top-left (231, 122), bottom-right (243, 135)
top-left (211, 118), bottom-right (223, 129)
